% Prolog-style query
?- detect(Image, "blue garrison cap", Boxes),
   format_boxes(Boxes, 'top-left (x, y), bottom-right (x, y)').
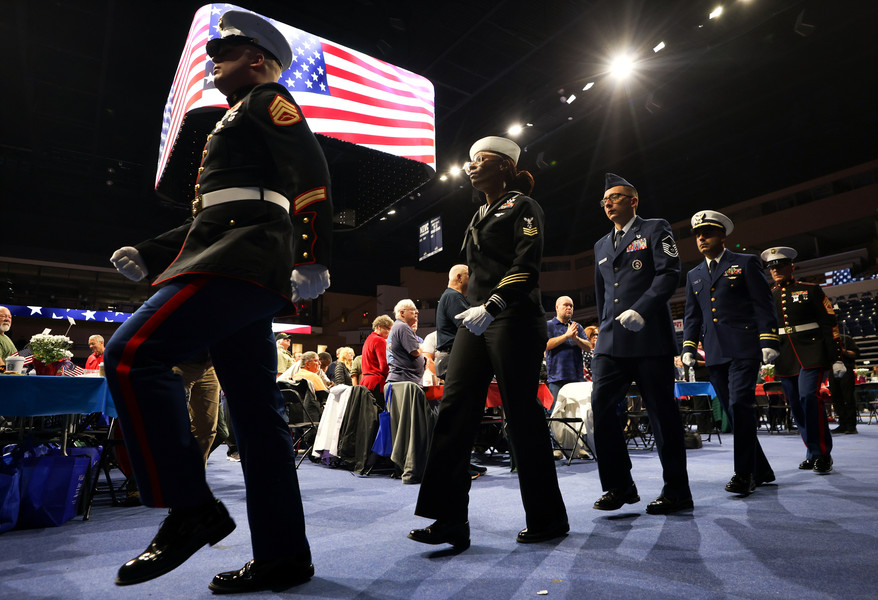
top-left (605, 173), bottom-right (635, 191)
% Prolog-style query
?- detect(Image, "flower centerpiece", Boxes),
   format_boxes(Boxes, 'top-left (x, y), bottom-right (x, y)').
top-left (761, 363), bottom-right (775, 382)
top-left (29, 334), bottom-right (74, 375)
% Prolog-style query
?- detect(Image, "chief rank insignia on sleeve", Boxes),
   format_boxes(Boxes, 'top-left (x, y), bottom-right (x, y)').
top-left (268, 94), bottom-right (301, 126)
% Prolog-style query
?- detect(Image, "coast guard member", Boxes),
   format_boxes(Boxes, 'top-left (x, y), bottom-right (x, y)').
top-left (762, 247), bottom-right (845, 474)
top-left (590, 173), bottom-right (692, 515)
top-left (104, 11), bottom-right (331, 593)
top-left (681, 211), bottom-right (779, 494)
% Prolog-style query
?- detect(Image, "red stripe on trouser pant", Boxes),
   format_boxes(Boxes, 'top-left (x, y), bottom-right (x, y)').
top-left (114, 278), bottom-right (209, 507)
top-left (811, 368), bottom-right (829, 455)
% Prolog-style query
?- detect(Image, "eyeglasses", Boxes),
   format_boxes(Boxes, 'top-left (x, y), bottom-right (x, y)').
top-left (600, 193), bottom-right (634, 208)
top-left (462, 155), bottom-right (499, 175)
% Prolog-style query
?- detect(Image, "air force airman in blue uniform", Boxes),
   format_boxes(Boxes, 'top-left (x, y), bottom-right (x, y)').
top-left (590, 173), bottom-right (692, 515)
top-left (681, 211), bottom-right (780, 495)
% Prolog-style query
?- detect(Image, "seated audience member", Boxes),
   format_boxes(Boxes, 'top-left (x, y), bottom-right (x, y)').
top-left (421, 330), bottom-right (439, 386)
top-left (276, 333), bottom-right (295, 377)
top-left (293, 351), bottom-right (329, 393)
top-left (318, 351), bottom-right (334, 388)
top-left (387, 299), bottom-right (426, 386)
top-left (0, 306), bottom-right (18, 367)
top-left (86, 334), bottom-right (105, 371)
top-left (583, 326), bottom-right (598, 382)
top-left (361, 315), bottom-right (393, 404)
top-left (350, 353), bottom-right (362, 386)
top-left (333, 347), bottom-right (354, 386)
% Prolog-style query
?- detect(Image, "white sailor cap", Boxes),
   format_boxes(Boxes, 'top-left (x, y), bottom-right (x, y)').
top-left (206, 10), bottom-right (293, 71)
top-left (691, 210), bottom-right (734, 236)
top-left (469, 136), bottom-right (521, 166)
top-left (761, 246), bottom-right (797, 268)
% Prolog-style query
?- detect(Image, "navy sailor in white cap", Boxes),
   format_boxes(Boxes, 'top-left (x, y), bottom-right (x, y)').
top-left (104, 10), bottom-right (331, 593)
top-left (409, 136), bottom-right (568, 549)
top-left (681, 211), bottom-right (779, 495)
top-left (589, 173), bottom-right (692, 514)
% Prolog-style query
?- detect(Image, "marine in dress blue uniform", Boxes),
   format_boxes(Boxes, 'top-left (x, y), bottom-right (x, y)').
top-left (590, 173), bottom-right (692, 514)
top-left (103, 11), bottom-right (331, 592)
top-left (762, 247), bottom-right (845, 474)
top-left (681, 211), bottom-right (780, 494)
top-left (410, 137), bottom-right (568, 549)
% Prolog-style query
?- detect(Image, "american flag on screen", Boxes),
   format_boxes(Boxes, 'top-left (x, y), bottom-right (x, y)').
top-left (156, 3), bottom-right (436, 187)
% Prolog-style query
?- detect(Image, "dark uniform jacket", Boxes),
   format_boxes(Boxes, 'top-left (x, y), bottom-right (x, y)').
top-left (771, 279), bottom-right (842, 376)
top-left (682, 251), bottom-right (779, 366)
top-left (461, 191), bottom-right (544, 317)
top-left (593, 215), bottom-right (680, 357)
top-left (135, 83), bottom-right (332, 298)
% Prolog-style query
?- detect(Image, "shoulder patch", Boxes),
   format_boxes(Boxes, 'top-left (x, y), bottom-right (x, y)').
top-left (661, 234), bottom-right (678, 257)
top-left (522, 216), bottom-right (539, 236)
top-left (268, 94), bottom-right (301, 126)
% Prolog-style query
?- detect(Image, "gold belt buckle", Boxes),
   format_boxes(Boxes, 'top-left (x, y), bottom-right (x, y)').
top-left (788, 325), bottom-right (796, 334)
top-left (192, 194), bottom-right (203, 216)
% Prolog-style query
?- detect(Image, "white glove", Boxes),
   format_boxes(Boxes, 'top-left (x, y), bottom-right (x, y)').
top-left (762, 348), bottom-right (779, 364)
top-left (682, 353), bottom-right (697, 367)
top-left (615, 309), bottom-right (645, 332)
top-left (832, 361), bottom-right (847, 378)
top-left (290, 265), bottom-right (330, 301)
top-left (110, 246), bottom-right (148, 282)
top-left (455, 305), bottom-right (494, 336)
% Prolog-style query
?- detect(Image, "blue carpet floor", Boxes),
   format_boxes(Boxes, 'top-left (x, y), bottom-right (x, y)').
top-left (1, 424), bottom-right (876, 600)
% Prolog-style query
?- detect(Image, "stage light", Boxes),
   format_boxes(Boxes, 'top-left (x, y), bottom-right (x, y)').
top-left (387, 209), bottom-right (396, 215)
top-left (653, 41), bottom-right (666, 53)
top-left (449, 165), bottom-right (461, 175)
top-left (709, 6), bottom-right (723, 19)
top-left (609, 54), bottom-right (635, 79)
top-left (439, 174), bottom-right (448, 181)
top-left (583, 81), bottom-right (595, 91)
top-left (508, 124), bottom-right (523, 136)
top-left (566, 94), bottom-right (577, 104)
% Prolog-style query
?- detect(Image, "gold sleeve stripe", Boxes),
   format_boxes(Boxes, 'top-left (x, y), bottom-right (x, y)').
top-left (294, 187), bottom-right (327, 213)
top-left (682, 340), bottom-right (698, 348)
top-left (497, 274), bottom-right (530, 287)
top-left (522, 227), bottom-right (539, 236)
top-left (760, 334), bottom-right (780, 340)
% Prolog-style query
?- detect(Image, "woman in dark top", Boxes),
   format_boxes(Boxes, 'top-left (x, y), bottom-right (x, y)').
top-left (408, 136), bottom-right (568, 550)
top-left (333, 347), bottom-right (353, 386)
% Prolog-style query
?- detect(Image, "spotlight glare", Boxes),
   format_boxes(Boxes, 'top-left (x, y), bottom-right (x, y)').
top-left (609, 54), bottom-right (635, 79)
top-left (653, 41), bottom-right (665, 53)
top-left (508, 124), bottom-right (523, 136)
top-left (439, 174), bottom-right (448, 181)
top-left (449, 165), bottom-right (461, 175)
top-left (387, 209), bottom-right (396, 215)
top-left (566, 94), bottom-right (577, 104)
top-left (582, 81), bottom-right (595, 91)
top-left (709, 6), bottom-right (723, 19)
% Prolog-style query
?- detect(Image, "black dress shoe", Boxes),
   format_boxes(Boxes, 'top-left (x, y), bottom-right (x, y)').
top-left (116, 498), bottom-right (235, 586)
top-left (408, 520), bottom-right (470, 550)
top-left (813, 455), bottom-right (833, 473)
top-left (831, 425), bottom-right (848, 434)
top-left (798, 459), bottom-right (815, 470)
top-left (645, 496), bottom-right (694, 515)
top-left (516, 521), bottom-right (569, 543)
top-left (845, 428), bottom-right (858, 435)
top-left (724, 474), bottom-right (756, 495)
top-left (209, 556), bottom-right (313, 594)
top-left (754, 472), bottom-right (776, 486)
top-left (593, 483), bottom-right (639, 511)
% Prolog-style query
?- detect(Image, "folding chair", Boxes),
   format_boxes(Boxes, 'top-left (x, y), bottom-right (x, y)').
top-left (547, 382), bottom-right (594, 465)
top-left (279, 379), bottom-right (321, 468)
top-left (623, 383), bottom-right (654, 450)
top-left (762, 381), bottom-right (793, 433)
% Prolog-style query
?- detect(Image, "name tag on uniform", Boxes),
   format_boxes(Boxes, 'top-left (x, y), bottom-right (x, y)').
top-left (599, 257), bottom-right (608, 265)
top-left (626, 238), bottom-right (647, 252)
